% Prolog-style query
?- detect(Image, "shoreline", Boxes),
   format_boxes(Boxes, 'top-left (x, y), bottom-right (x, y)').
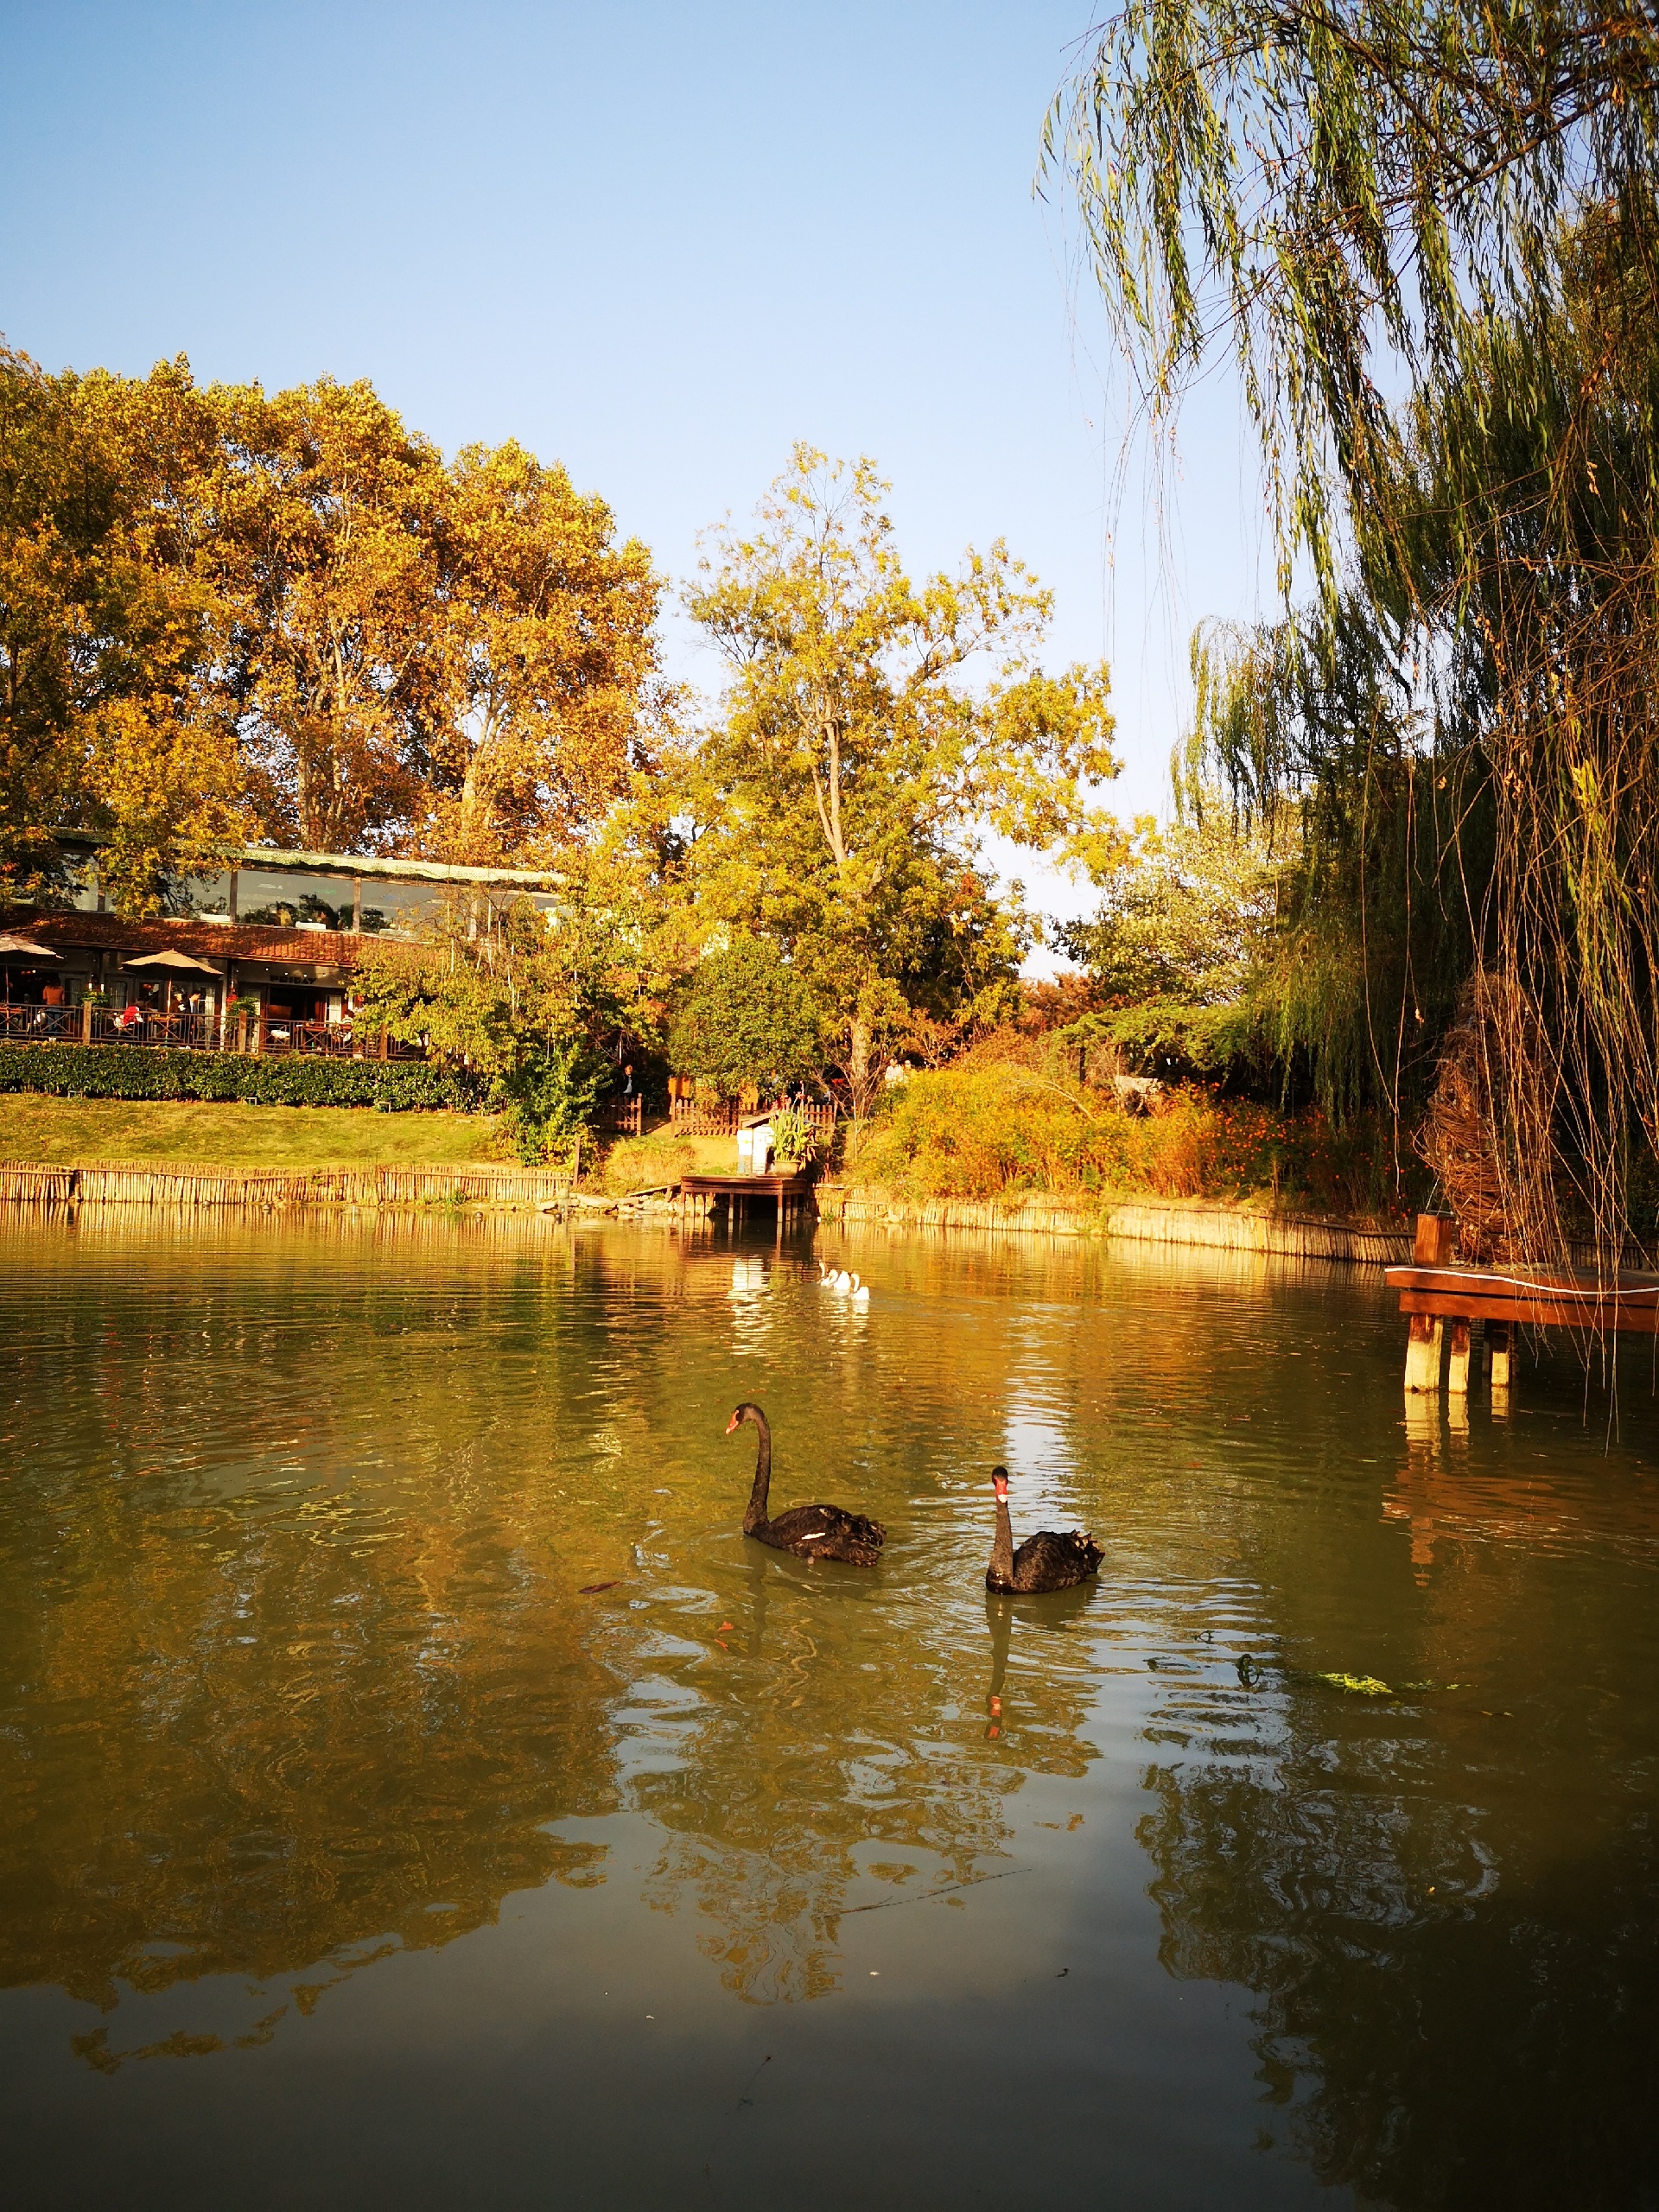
top-left (0, 1159), bottom-right (571, 1211)
top-left (0, 1155), bottom-right (1413, 1264)
top-left (816, 1182), bottom-right (1411, 1265)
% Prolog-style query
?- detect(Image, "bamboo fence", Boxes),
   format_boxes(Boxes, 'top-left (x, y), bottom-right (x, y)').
top-left (0, 1160), bottom-right (572, 1212)
top-left (814, 1184), bottom-right (1414, 1266)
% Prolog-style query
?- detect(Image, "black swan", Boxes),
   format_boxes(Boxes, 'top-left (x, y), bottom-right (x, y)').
top-left (985, 1467), bottom-right (1102, 1594)
top-left (725, 1402), bottom-right (885, 1566)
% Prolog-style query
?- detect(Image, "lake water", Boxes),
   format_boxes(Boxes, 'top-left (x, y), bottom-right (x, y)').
top-left (3, 1211), bottom-right (1656, 2211)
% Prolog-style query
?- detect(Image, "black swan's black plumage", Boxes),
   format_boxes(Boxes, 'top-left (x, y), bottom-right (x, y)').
top-left (726, 1402), bottom-right (885, 1567)
top-left (985, 1466), bottom-right (1102, 1594)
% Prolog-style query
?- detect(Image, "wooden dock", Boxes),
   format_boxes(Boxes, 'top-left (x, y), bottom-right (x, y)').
top-left (1385, 1212), bottom-right (1659, 1395)
top-left (681, 1171), bottom-right (817, 1232)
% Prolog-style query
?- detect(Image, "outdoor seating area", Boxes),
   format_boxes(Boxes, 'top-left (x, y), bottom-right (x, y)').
top-left (0, 996), bottom-right (424, 1059)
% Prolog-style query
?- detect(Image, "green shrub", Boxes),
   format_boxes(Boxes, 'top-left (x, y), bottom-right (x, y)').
top-left (851, 1061), bottom-right (1406, 1216)
top-left (669, 939), bottom-right (822, 1096)
top-left (0, 1044), bottom-right (483, 1113)
top-left (494, 1039), bottom-right (609, 1163)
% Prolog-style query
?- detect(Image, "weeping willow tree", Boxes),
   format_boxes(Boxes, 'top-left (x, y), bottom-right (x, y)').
top-left (1051, 3), bottom-right (1659, 1264)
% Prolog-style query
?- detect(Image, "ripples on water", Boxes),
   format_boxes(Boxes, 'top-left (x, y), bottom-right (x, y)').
top-left (2, 1211), bottom-right (1657, 2210)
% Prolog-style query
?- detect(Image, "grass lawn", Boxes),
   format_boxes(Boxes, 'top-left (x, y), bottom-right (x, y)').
top-left (0, 1094), bottom-right (514, 1169)
top-left (594, 1124), bottom-right (744, 1189)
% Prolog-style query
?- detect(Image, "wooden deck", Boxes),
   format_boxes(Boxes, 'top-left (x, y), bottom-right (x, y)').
top-left (1386, 1261), bottom-right (1659, 1333)
top-left (682, 1171), bottom-right (817, 1204)
top-left (1385, 1213), bottom-right (1659, 1394)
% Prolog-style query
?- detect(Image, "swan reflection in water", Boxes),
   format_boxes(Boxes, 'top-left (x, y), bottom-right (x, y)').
top-left (983, 1580), bottom-right (1098, 1739)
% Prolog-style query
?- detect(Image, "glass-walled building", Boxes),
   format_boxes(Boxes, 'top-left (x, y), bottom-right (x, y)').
top-left (1, 837), bottom-right (563, 1054)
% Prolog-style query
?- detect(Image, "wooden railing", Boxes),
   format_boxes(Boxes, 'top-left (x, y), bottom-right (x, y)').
top-left (0, 1005), bottom-right (423, 1059)
top-left (0, 1004), bottom-right (82, 1043)
top-left (668, 1095), bottom-right (837, 1137)
top-left (596, 1094), bottom-right (644, 1136)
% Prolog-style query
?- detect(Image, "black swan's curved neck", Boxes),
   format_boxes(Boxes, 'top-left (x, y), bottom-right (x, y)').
top-left (988, 1478), bottom-right (1014, 1586)
top-left (741, 1407), bottom-right (772, 1534)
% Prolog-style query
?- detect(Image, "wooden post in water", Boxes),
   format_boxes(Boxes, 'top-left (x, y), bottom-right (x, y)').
top-left (1446, 1319), bottom-right (1471, 1396)
top-left (1405, 1313), bottom-right (1445, 1392)
top-left (1405, 1214), bottom-right (1457, 1393)
top-left (1488, 1319), bottom-right (1513, 1390)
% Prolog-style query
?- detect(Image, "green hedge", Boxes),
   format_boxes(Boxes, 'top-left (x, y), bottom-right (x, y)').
top-left (0, 1044), bottom-right (486, 1113)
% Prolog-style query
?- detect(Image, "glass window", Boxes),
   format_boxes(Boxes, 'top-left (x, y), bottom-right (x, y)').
top-left (356, 877), bottom-right (442, 938)
top-left (238, 868), bottom-right (358, 931)
top-left (168, 870), bottom-right (232, 918)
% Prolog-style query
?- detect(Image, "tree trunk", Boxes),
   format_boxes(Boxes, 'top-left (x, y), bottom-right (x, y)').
top-left (849, 1017), bottom-right (875, 1122)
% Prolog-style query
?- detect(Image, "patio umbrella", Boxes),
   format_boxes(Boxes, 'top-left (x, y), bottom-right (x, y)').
top-left (0, 932), bottom-right (61, 957)
top-left (123, 949), bottom-right (223, 972)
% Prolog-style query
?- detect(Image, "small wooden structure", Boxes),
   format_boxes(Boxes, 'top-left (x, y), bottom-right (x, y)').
top-left (1386, 1212), bottom-right (1659, 1397)
top-left (682, 1171), bottom-right (817, 1234)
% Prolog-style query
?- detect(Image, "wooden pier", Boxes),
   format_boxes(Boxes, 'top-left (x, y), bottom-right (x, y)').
top-left (681, 1171), bottom-right (817, 1234)
top-left (1386, 1212), bottom-right (1659, 1396)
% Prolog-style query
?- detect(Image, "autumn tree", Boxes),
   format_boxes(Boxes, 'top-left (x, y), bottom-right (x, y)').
top-left (0, 345), bottom-right (245, 912)
top-left (205, 377), bottom-right (443, 855)
top-left (350, 858), bottom-right (661, 1161)
top-left (1054, 799), bottom-right (1293, 1075)
top-left (1052, 1), bottom-right (1659, 1256)
top-left (420, 442), bottom-right (665, 866)
top-left (667, 937), bottom-right (823, 1097)
top-left (682, 448), bottom-right (1121, 1116)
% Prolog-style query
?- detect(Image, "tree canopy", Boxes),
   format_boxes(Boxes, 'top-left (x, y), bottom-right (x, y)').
top-left (0, 348), bottom-right (666, 905)
top-left (677, 446), bottom-right (1121, 1113)
top-left (667, 937), bottom-right (823, 1099)
top-left (1054, 5), bottom-right (1659, 1261)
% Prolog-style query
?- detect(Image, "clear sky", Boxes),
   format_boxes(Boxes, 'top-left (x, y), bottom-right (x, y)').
top-left (0, 0), bottom-right (1270, 953)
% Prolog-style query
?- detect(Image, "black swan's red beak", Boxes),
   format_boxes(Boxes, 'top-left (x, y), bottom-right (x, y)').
top-left (724, 1411), bottom-right (740, 1435)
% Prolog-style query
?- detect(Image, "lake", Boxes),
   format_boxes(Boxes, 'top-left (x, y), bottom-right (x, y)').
top-left (3, 1211), bottom-right (1656, 2211)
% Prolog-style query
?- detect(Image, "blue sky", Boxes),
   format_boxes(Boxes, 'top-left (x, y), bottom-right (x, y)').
top-left (0, 0), bottom-right (1269, 949)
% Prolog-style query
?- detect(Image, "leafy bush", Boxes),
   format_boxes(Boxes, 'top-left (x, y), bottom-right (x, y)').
top-left (493, 1039), bottom-right (609, 1164)
top-left (850, 1061), bottom-right (1406, 1217)
top-left (767, 1103), bottom-right (819, 1164)
top-left (0, 1044), bottom-right (482, 1112)
top-left (669, 939), bottom-right (822, 1096)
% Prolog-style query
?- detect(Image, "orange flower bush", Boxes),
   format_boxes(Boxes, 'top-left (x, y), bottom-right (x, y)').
top-left (849, 1065), bottom-right (1408, 1218)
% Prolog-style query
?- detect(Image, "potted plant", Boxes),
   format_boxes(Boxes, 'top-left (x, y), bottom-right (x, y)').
top-left (768, 1103), bottom-right (817, 1173)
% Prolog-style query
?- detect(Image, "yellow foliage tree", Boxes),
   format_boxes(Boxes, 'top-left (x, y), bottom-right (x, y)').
top-left (0, 346), bottom-right (246, 912)
top-left (682, 448), bottom-right (1122, 1111)
top-left (419, 441), bottom-right (667, 865)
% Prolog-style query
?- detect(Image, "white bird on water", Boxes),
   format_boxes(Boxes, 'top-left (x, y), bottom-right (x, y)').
top-left (849, 1274), bottom-right (870, 1303)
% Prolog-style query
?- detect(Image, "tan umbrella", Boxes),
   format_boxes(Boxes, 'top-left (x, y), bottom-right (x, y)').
top-left (0, 932), bottom-right (61, 957)
top-left (123, 949), bottom-right (223, 973)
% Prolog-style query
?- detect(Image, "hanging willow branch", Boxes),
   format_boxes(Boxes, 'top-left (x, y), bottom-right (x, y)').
top-left (1052, 3), bottom-right (1659, 1272)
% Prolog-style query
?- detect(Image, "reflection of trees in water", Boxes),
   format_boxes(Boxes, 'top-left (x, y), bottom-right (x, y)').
top-left (631, 1549), bottom-right (1101, 2005)
top-left (0, 1224), bottom-right (629, 2039)
top-left (1, 1216), bottom-right (1114, 2043)
top-left (1141, 1679), bottom-right (1659, 2209)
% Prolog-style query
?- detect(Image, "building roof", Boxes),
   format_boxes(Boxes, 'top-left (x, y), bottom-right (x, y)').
top-left (50, 830), bottom-right (564, 892)
top-left (4, 909), bottom-right (366, 964)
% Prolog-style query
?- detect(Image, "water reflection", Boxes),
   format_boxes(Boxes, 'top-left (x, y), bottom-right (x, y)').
top-left (2, 1211), bottom-right (1656, 2207)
